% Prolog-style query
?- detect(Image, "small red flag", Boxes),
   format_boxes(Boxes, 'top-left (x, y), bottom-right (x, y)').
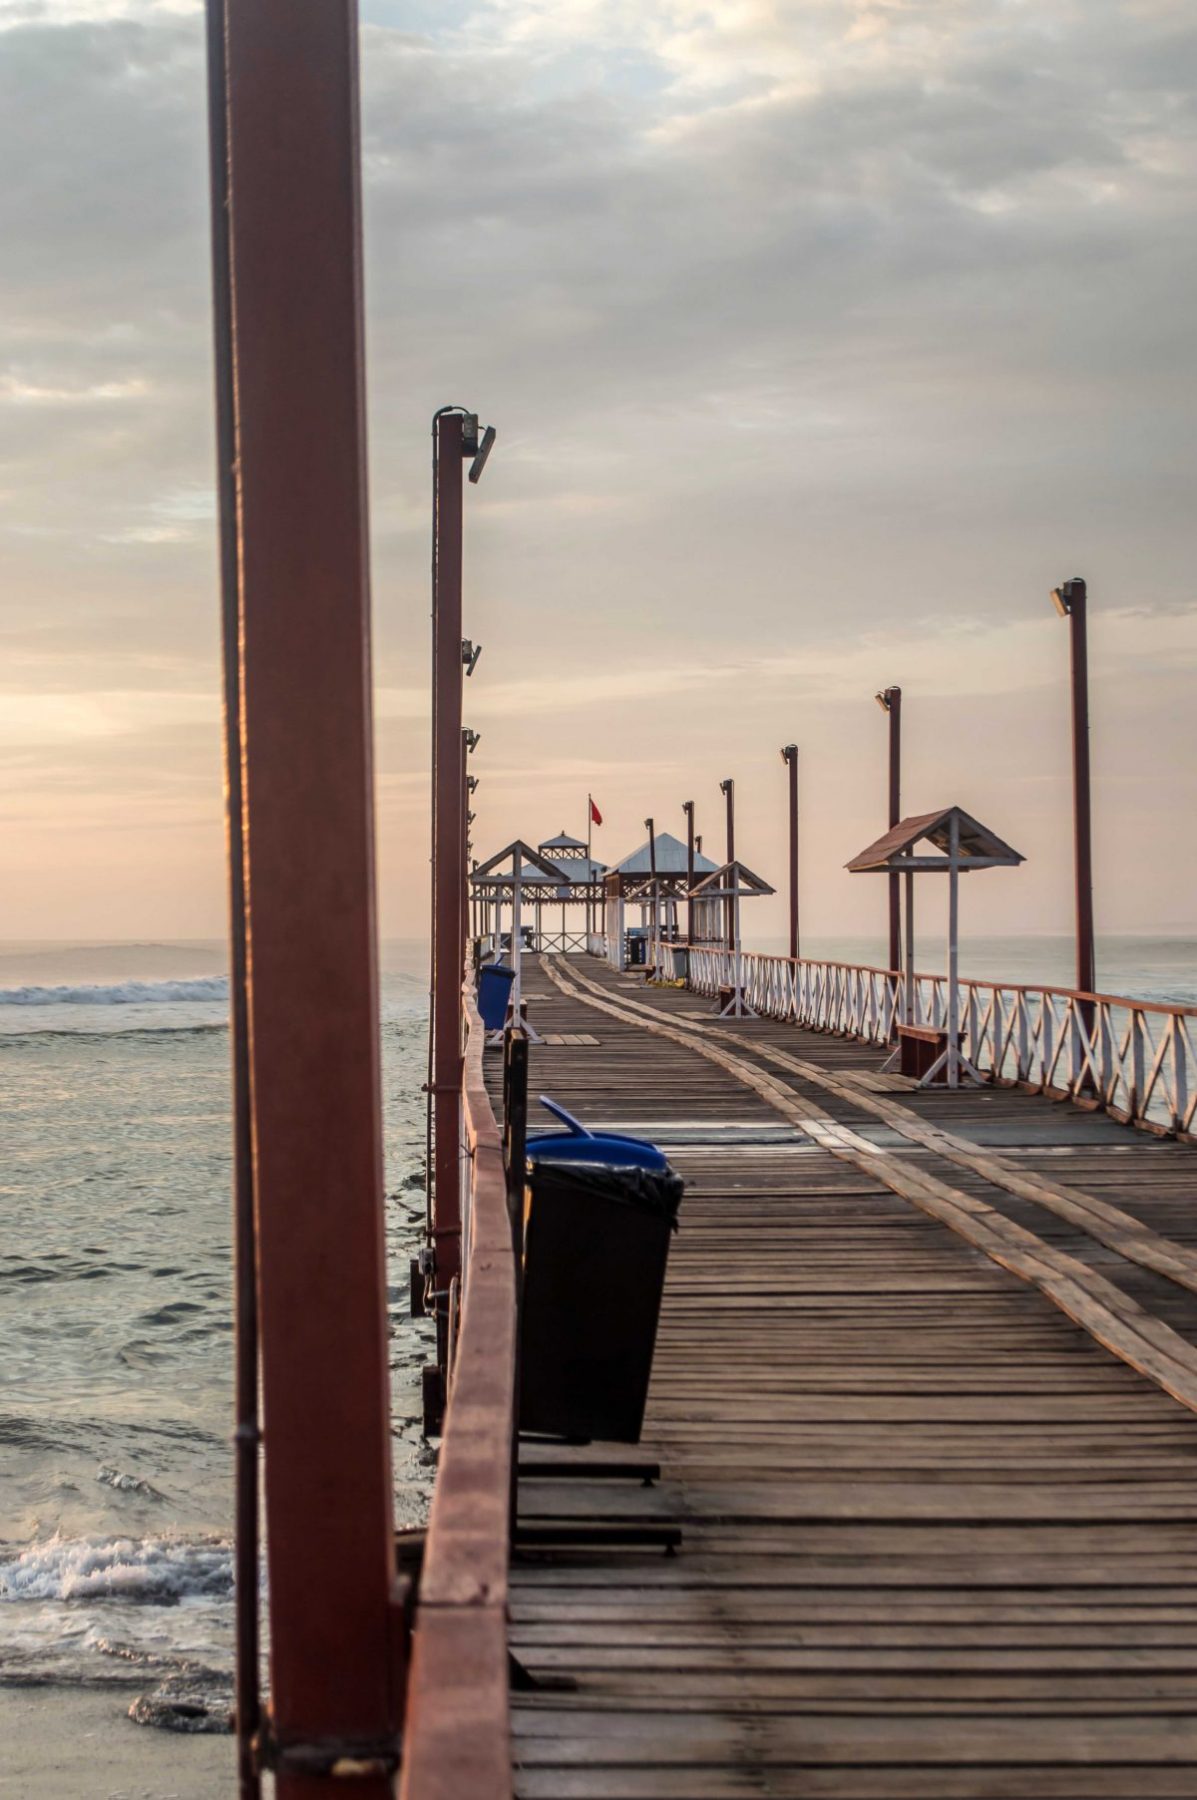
top-left (589, 798), bottom-right (603, 826)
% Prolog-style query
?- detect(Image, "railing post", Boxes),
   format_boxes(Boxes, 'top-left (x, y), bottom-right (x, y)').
top-left (1168, 1015), bottom-right (1183, 1135)
top-left (1174, 1018), bottom-right (1188, 1137)
top-left (1130, 1007), bottom-right (1147, 1120)
top-left (219, 0), bottom-right (402, 1784)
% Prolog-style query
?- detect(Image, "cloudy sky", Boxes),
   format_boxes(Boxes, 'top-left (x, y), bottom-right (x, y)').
top-left (2, 0), bottom-right (1195, 946)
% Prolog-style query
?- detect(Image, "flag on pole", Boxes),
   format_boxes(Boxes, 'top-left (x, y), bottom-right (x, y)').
top-left (589, 798), bottom-right (603, 826)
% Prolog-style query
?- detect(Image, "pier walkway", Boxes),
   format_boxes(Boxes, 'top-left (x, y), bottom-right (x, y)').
top-left (493, 954), bottom-right (1197, 1800)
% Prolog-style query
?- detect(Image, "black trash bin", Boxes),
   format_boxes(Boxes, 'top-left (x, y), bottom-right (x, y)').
top-left (519, 1100), bottom-right (683, 1445)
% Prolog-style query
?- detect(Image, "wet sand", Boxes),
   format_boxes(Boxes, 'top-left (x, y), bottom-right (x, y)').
top-left (0, 1687), bottom-right (233, 1797)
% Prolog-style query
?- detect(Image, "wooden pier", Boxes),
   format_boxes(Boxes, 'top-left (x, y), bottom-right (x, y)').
top-left (494, 954), bottom-right (1197, 1800)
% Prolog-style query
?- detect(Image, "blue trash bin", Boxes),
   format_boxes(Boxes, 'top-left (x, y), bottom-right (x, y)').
top-left (477, 963), bottom-right (515, 1030)
top-left (521, 1097), bottom-right (682, 1442)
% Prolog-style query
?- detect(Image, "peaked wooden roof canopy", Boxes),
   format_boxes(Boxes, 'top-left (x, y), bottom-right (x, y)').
top-left (472, 839), bottom-right (568, 887)
top-left (689, 858), bottom-right (777, 899)
top-left (847, 806), bottom-right (1024, 874)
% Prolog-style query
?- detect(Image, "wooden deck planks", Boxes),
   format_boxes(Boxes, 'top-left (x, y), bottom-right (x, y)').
top-left (492, 956), bottom-right (1197, 1799)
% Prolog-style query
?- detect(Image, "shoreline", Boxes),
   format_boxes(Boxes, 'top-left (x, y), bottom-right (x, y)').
top-left (0, 1685), bottom-right (233, 1797)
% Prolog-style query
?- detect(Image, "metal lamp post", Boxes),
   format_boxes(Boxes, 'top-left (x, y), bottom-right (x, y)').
top-left (719, 779), bottom-right (735, 954)
top-left (874, 688), bottom-right (902, 977)
top-left (430, 406), bottom-right (494, 1409)
top-left (779, 745), bottom-right (799, 962)
top-left (1051, 578), bottom-right (1095, 1000)
top-left (682, 800), bottom-right (695, 946)
top-left (645, 816), bottom-right (658, 973)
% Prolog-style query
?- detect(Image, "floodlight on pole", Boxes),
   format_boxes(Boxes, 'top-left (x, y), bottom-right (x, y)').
top-left (467, 424), bottom-right (497, 484)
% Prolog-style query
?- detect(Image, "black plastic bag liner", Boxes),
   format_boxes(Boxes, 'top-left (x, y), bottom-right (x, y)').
top-left (528, 1158), bottom-right (684, 1228)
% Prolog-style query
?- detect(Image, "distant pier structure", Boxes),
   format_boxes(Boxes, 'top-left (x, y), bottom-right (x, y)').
top-left (470, 825), bottom-right (751, 967)
top-left (470, 830), bottom-right (607, 955)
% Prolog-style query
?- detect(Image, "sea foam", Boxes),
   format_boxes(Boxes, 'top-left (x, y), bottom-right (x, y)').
top-left (0, 977), bottom-right (228, 1007)
top-left (0, 1535), bottom-right (232, 1604)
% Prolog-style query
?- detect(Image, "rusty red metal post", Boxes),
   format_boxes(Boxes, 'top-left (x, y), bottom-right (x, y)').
top-left (720, 779), bottom-right (735, 953)
top-left (875, 687), bottom-right (902, 975)
top-left (1053, 579), bottom-right (1095, 998)
top-left (780, 745), bottom-right (799, 961)
top-left (202, 1), bottom-right (259, 1790)
top-left (682, 800), bottom-right (695, 945)
top-left (431, 411), bottom-right (467, 1350)
top-left (645, 816), bottom-right (658, 961)
top-left (221, 2), bottom-right (402, 1789)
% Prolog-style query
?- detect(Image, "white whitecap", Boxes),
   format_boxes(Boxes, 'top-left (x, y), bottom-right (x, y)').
top-left (0, 978), bottom-right (229, 1007)
top-left (0, 1535), bottom-right (232, 1603)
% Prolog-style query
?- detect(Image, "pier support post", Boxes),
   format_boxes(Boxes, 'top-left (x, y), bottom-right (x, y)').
top-left (218, 0), bottom-right (402, 1787)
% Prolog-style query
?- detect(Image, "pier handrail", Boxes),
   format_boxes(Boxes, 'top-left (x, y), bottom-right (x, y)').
top-left (400, 976), bottom-right (515, 1799)
top-left (667, 941), bottom-right (1196, 1140)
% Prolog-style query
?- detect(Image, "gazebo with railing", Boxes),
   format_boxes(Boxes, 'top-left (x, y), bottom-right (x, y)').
top-left (846, 805), bottom-right (1025, 1087)
top-left (471, 831), bottom-right (608, 956)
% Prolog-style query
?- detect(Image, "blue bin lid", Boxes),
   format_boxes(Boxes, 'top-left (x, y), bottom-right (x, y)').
top-left (526, 1096), bottom-right (668, 1171)
top-left (479, 962), bottom-right (515, 984)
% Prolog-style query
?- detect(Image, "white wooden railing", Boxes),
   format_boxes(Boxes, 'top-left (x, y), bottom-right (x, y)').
top-left (649, 942), bottom-right (1196, 1140)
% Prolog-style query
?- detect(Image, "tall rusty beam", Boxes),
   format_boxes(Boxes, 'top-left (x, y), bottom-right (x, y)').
top-left (1052, 578), bottom-right (1095, 998)
top-left (720, 779), bottom-right (735, 953)
top-left (430, 411), bottom-right (466, 1344)
top-left (780, 745), bottom-right (799, 961)
top-left (221, 2), bottom-right (401, 1791)
top-left (682, 800), bottom-right (695, 945)
top-left (875, 687), bottom-right (901, 974)
top-left (202, 1), bottom-right (259, 1792)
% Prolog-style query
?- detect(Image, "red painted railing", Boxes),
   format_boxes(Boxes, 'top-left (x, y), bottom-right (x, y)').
top-left (401, 978), bottom-right (515, 1799)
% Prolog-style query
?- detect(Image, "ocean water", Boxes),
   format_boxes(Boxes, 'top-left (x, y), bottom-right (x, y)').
top-left (0, 938), bottom-right (433, 1734)
top-left (1, 931), bottom-right (1193, 1738)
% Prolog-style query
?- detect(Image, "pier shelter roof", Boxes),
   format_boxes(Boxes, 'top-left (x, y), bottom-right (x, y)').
top-left (537, 828), bottom-right (608, 886)
top-left (847, 806), bottom-right (1024, 873)
top-left (471, 839), bottom-right (567, 891)
top-left (607, 830), bottom-right (719, 899)
top-left (689, 859), bottom-right (776, 900)
top-left (538, 830), bottom-right (589, 856)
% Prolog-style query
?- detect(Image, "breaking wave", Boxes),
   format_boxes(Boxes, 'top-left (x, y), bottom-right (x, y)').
top-left (0, 978), bottom-right (228, 1007)
top-left (0, 1535), bottom-right (232, 1605)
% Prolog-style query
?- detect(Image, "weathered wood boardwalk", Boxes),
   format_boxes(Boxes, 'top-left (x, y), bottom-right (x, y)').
top-left (490, 953), bottom-right (1197, 1800)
